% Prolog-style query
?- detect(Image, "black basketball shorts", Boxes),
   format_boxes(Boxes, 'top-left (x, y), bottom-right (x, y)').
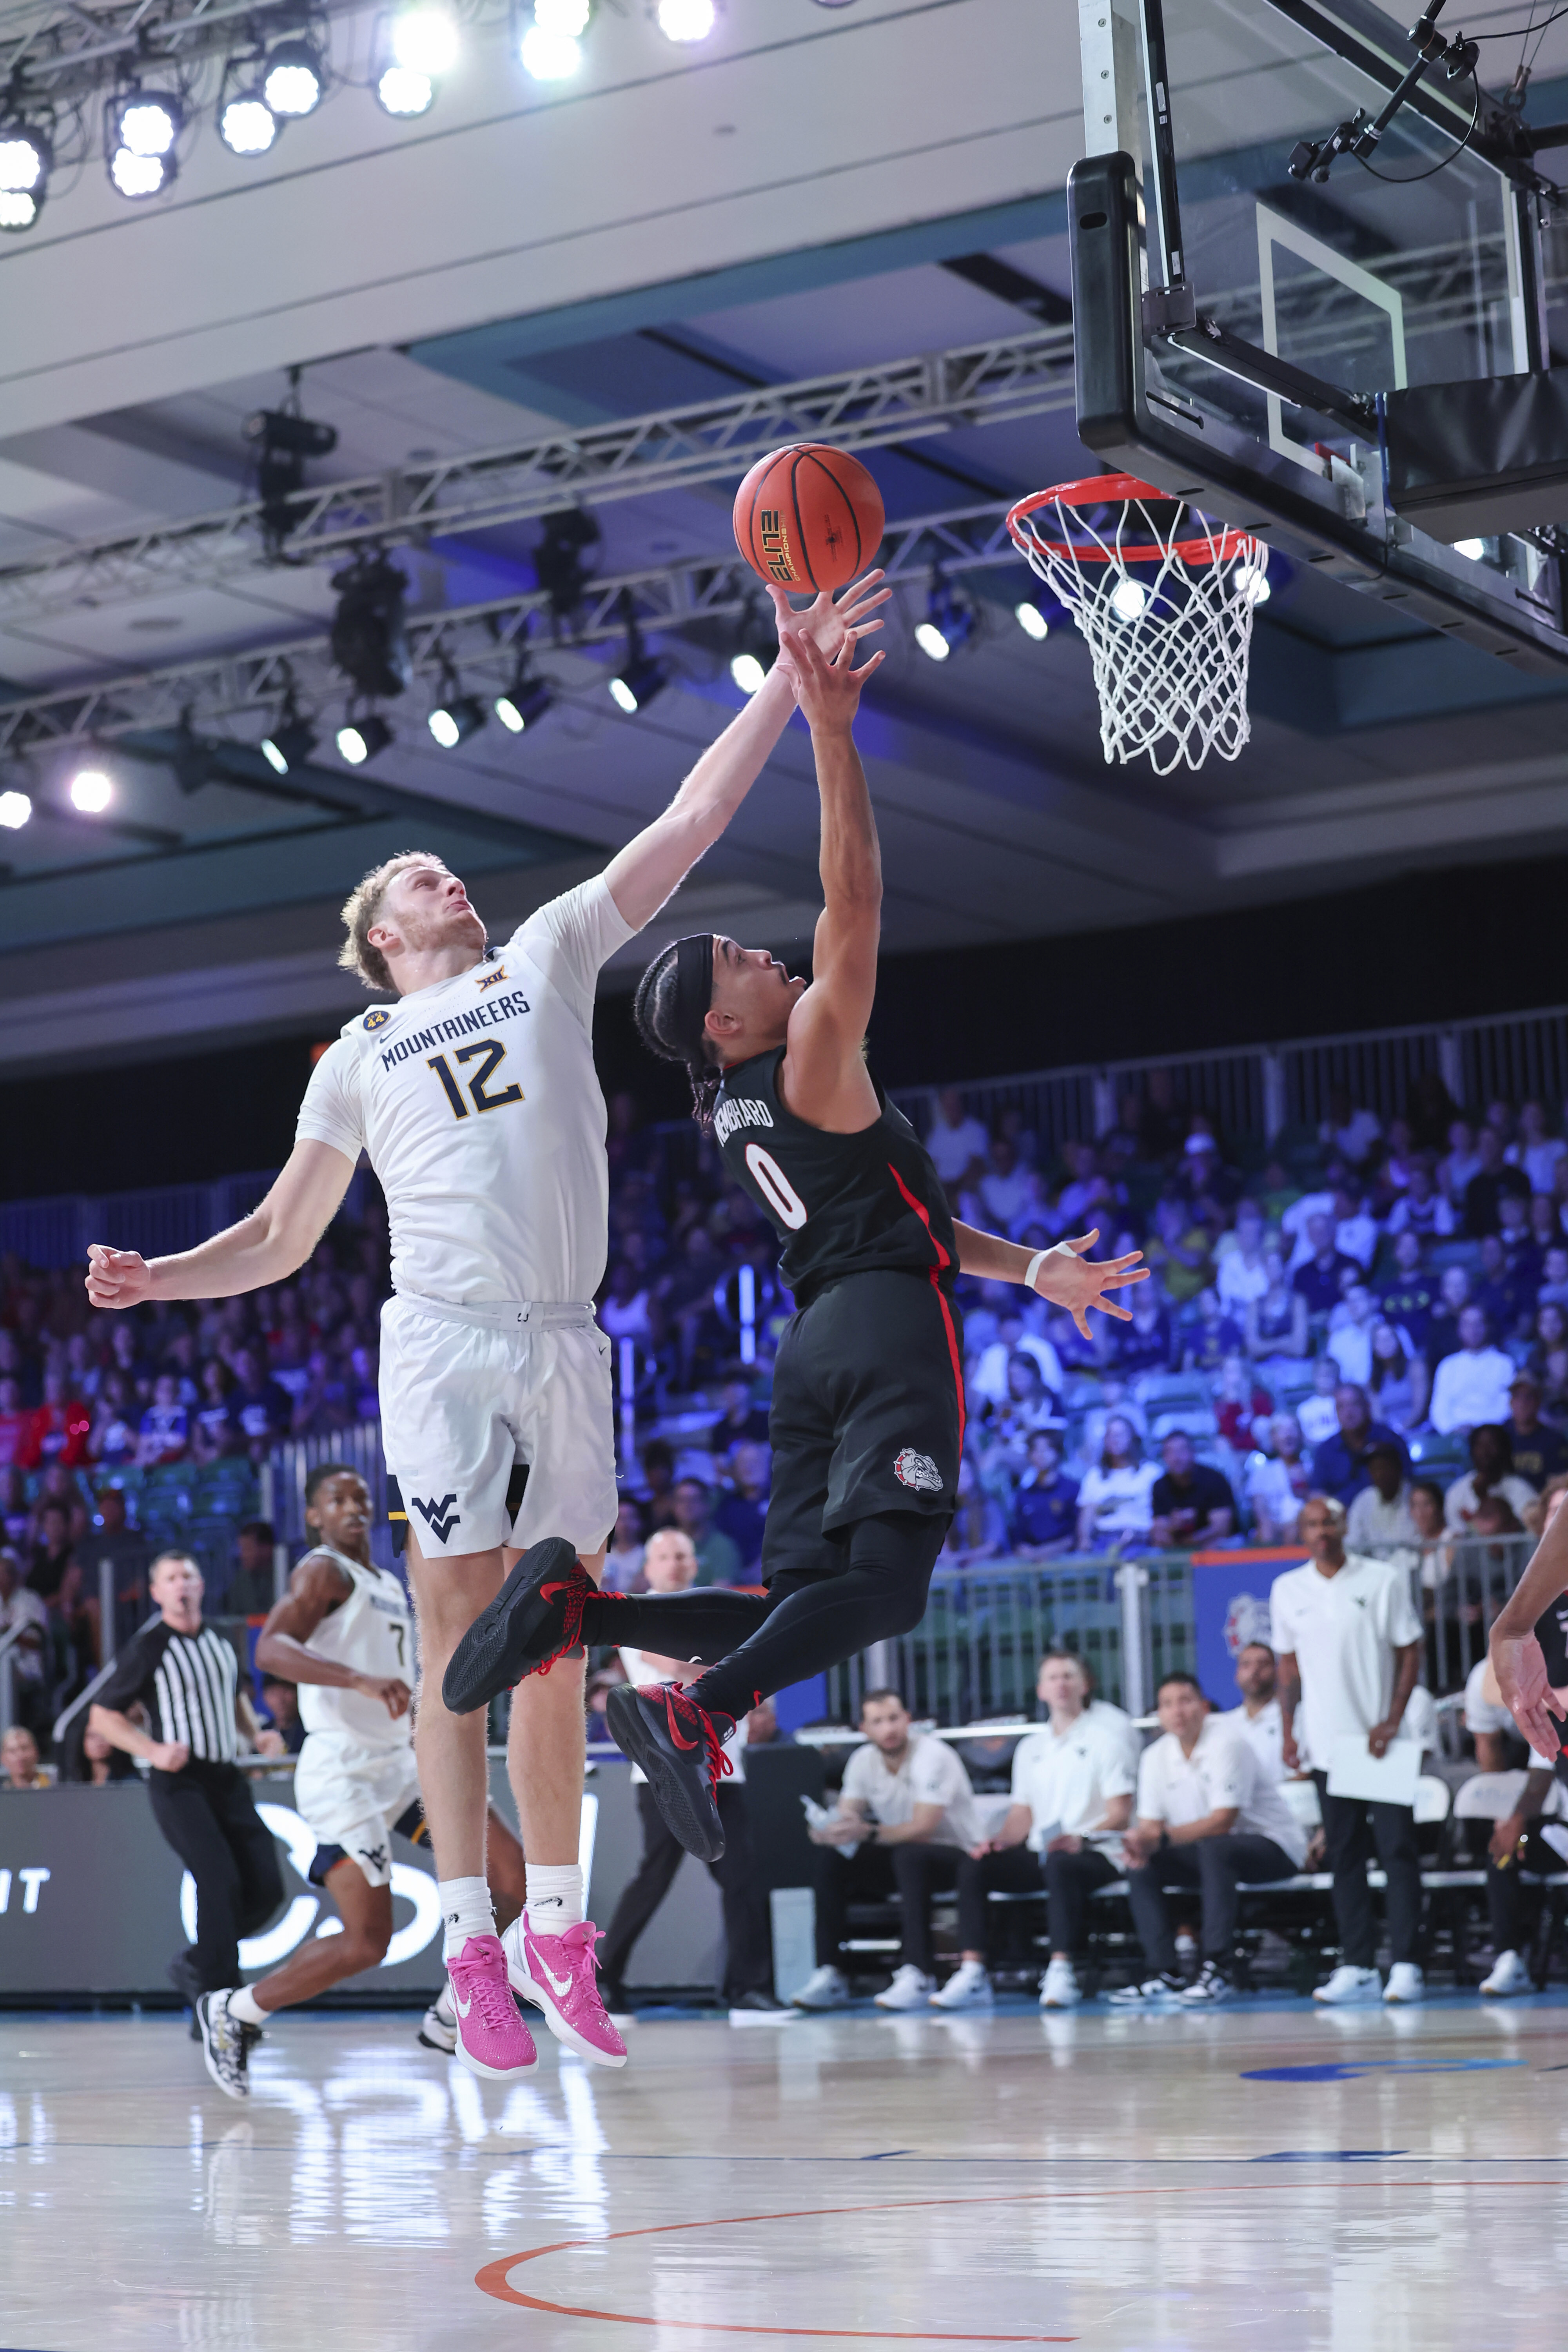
top-left (761, 1269), bottom-right (965, 1578)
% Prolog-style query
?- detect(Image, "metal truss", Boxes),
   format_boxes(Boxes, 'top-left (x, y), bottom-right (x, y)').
top-left (0, 327), bottom-right (1076, 624)
top-left (0, 0), bottom-right (363, 98)
top-left (0, 500), bottom-right (1023, 758)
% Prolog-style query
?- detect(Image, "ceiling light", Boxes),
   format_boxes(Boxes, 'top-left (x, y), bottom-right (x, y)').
top-left (376, 62), bottom-right (434, 113)
top-left (0, 189), bottom-right (40, 230)
top-left (1014, 599), bottom-right (1050, 641)
top-left (913, 621), bottom-right (950, 662)
top-left (1454, 537), bottom-right (1486, 561)
top-left (730, 652), bottom-right (767, 695)
top-left (533, 507), bottom-right (601, 620)
top-left (535, 0), bottom-right (591, 30)
top-left (494, 677), bottom-right (555, 731)
top-left (263, 37), bottom-right (325, 116)
top-left (428, 691), bottom-right (486, 749)
top-left (917, 568), bottom-right (977, 661)
top-left (69, 768), bottom-right (113, 812)
top-left (336, 715), bottom-right (394, 765)
top-left (520, 24), bottom-right (582, 75)
top-left (0, 788), bottom-right (31, 828)
top-left (609, 652), bottom-right (668, 714)
top-left (330, 553), bottom-right (412, 701)
top-left (728, 599), bottom-right (775, 696)
top-left (657, 0), bottom-right (716, 37)
top-left (391, 6), bottom-right (457, 73)
top-left (0, 127), bottom-right (50, 195)
top-left (116, 93), bottom-right (181, 155)
top-left (1109, 577), bottom-right (1148, 622)
top-left (1235, 557), bottom-right (1271, 606)
top-left (109, 146), bottom-right (172, 198)
top-left (261, 704), bottom-right (317, 773)
top-left (219, 92), bottom-right (279, 154)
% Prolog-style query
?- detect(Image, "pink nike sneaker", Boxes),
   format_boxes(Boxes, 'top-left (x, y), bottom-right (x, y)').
top-left (447, 1933), bottom-right (538, 2079)
top-left (505, 1916), bottom-right (628, 2068)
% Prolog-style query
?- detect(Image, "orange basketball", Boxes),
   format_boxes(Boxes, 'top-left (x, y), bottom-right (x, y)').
top-left (733, 443), bottom-right (885, 594)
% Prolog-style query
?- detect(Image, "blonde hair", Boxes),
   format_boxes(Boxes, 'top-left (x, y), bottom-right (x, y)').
top-left (338, 851), bottom-right (442, 992)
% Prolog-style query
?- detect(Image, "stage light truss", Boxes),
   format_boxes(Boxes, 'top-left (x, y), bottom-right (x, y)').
top-left (0, 501), bottom-right (1024, 759)
top-left (0, 326), bottom-right (1078, 622)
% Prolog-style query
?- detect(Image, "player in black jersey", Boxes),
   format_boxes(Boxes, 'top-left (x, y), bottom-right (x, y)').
top-left (1490, 1481), bottom-right (1568, 1763)
top-left (457, 612), bottom-right (1146, 1860)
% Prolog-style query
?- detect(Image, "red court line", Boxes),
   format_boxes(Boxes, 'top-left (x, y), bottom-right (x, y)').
top-left (476, 2179), bottom-right (1568, 2337)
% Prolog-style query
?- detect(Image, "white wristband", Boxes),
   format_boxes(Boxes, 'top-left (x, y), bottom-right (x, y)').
top-left (1024, 1248), bottom-right (1051, 1293)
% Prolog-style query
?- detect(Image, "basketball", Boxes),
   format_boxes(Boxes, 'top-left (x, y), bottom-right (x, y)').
top-left (733, 443), bottom-right (886, 593)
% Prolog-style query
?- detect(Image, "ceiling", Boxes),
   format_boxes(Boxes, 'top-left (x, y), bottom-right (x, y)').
top-left (4, 0), bottom-right (1568, 1083)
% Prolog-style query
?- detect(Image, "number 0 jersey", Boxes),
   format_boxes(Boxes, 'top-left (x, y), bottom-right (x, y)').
top-left (296, 1544), bottom-right (414, 1751)
top-left (296, 878), bottom-right (635, 1305)
top-left (713, 1045), bottom-right (958, 1306)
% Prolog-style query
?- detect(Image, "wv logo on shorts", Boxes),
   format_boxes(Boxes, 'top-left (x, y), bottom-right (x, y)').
top-left (893, 1448), bottom-right (943, 1494)
top-left (359, 1843), bottom-right (388, 1872)
top-left (410, 1492), bottom-right (463, 1543)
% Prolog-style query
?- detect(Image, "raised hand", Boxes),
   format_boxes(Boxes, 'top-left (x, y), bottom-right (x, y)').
top-left (1030, 1231), bottom-right (1149, 1339)
top-left (358, 1675), bottom-right (414, 1720)
top-left (768, 570), bottom-right (890, 664)
top-left (776, 621), bottom-right (884, 730)
top-left (86, 1245), bottom-right (152, 1310)
top-left (1492, 1628), bottom-right (1567, 1758)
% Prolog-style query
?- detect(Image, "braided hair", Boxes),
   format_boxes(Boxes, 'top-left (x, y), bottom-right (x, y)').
top-left (632, 933), bottom-right (723, 1130)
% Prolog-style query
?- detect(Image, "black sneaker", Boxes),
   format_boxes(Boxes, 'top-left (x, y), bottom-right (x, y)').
top-left (197, 1990), bottom-right (261, 2101)
top-left (169, 1951), bottom-right (204, 2040)
top-left (605, 1681), bottom-right (733, 1862)
top-left (1179, 1961), bottom-right (1234, 2006)
top-left (729, 1989), bottom-right (789, 2013)
top-left (441, 1537), bottom-right (584, 1716)
top-left (1105, 1972), bottom-right (1185, 2007)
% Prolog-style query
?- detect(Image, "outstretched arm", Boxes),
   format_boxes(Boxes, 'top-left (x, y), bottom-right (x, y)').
top-left (775, 626), bottom-right (886, 1129)
top-left (85, 1137), bottom-right (356, 1310)
top-left (952, 1223), bottom-right (1147, 1339)
top-left (603, 572), bottom-right (889, 931)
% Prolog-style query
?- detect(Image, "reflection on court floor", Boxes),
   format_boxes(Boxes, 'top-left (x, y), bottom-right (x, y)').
top-left (7, 1997), bottom-right (1568, 2349)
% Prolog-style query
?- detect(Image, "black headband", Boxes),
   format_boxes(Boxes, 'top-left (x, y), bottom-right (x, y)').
top-left (671, 932), bottom-right (715, 1068)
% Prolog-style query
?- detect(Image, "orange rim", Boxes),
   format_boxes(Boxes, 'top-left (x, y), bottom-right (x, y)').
top-left (1007, 477), bottom-right (1258, 567)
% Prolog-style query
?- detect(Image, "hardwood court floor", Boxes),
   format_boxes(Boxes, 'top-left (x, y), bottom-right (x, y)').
top-left (6, 1993), bottom-right (1568, 2350)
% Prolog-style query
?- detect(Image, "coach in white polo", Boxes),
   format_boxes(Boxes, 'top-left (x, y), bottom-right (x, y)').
top-left (1272, 1492), bottom-right (1425, 2007)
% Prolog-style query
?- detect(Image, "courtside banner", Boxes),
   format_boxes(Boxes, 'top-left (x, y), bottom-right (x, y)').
top-left (1189, 1548), bottom-right (1308, 1707)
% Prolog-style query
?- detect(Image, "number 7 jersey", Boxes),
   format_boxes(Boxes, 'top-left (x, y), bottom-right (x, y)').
top-left (713, 1045), bottom-right (959, 1307)
top-left (296, 877), bottom-right (636, 1305)
top-left (296, 1545), bottom-right (415, 1749)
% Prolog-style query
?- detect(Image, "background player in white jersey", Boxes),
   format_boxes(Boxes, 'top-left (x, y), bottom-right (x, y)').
top-left (83, 567), bottom-right (889, 2078)
top-left (195, 1464), bottom-right (529, 2094)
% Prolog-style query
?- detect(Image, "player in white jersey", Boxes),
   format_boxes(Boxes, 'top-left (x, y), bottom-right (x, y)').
top-left (83, 564), bottom-right (889, 2080)
top-left (194, 1465), bottom-right (529, 2091)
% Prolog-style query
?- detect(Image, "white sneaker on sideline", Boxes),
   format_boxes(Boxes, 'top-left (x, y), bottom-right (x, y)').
top-left (929, 1961), bottom-right (993, 2011)
top-left (875, 1964), bottom-right (936, 2011)
top-left (1106, 1974), bottom-right (1184, 2007)
top-left (1040, 1957), bottom-right (1081, 2009)
top-left (1313, 1964), bottom-right (1382, 2006)
top-left (791, 1965), bottom-right (851, 2012)
top-left (417, 1982), bottom-right (457, 2054)
top-left (1480, 1949), bottom-right (1534, 1997)
top-left (1383, 1962), bottom-right (1425, 2005)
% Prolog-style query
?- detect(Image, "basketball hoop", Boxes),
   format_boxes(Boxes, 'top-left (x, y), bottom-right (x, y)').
top-left (1007, 474), bottom-right (1269, 775)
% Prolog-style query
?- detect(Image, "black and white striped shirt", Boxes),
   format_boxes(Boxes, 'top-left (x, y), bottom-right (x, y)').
top-left (95, 1619), bottom-right (240, 1767)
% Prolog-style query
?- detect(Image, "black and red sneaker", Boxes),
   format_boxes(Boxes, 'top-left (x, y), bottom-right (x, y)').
top-left (606, 1681), bottom-right (734, 1862)
top-left (442, 1537), bottom-right (594, 1716)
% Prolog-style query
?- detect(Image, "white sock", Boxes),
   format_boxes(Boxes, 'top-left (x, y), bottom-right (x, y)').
top-left (227, 1985), bottom-right (267, 2028)
top-left (525, 1863), bottom-right (584, 1935)
top-left (439, 1875), bottom-right (497, 1960)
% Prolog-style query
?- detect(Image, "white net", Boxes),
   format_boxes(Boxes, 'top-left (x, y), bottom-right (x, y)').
top-left (1009, 482), bottom-right (1267, 775)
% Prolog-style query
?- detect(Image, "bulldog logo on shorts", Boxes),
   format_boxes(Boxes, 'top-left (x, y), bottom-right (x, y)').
top-left (893, 1448), bottom-right (942, 1494)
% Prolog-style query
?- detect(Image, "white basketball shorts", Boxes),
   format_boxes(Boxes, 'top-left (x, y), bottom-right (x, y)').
top-left (379, 1292), bottom-right (618, 1562)
top-left (294, 1733), bottom-right (424, 1888)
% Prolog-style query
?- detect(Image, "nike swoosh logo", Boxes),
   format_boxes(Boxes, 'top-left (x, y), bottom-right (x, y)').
top-left (665, 1695), bottom-right (699, 1751)
top-left (453, 1987), bottom-right (473, 2017)
top-left (538, 1960), bottom-right (573, 1998)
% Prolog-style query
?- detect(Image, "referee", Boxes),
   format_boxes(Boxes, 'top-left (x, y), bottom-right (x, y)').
top-left (91, 1551), bottom-right (286, 2026)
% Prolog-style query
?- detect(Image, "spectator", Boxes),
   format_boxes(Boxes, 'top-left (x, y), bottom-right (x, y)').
top-left (745, 1696), bottom-right (785, 1746)
top-left (1530, 1302), bottom-right (1568, 1419)
top-left (599, 1260), bottom-right (655, 1347)
top-left (226, 1347), bottom-right (292, 1460)
top-left (1463, 1650), bottom-right (1528, 1773)
top-left (1320, 1089), bottom-right (1382, 1169)
top-left (1504, 1372), bottom-right (1568, 1490)
top-left (1180, 1287), bottom-right (1244, 1375)
top-left (88, 1372), bottom-right (138, 1468)
top-left (1149, 1430), bottom-right (1236, 1548)
top-left (0, 1377), bottom-right (30, 1469)
top-left (1332, 1181), bottom-right (1378, 1272)
top-left (1476, 1232), bottom-right (1534, 1341)
top-left (598, 1532), bottom-right (779, 2015)
top-left (2, 1724), bottom-right (50, 1789)
top-left (1214, 1204), bottom-right (1271, 1315)
top-left (1109, 1282), bottom-right (1176, 1376)
top-left (602, 1495), bottom-right (648, 1593)
top-left (1429, 1307), bottom-right (1516, 1436)
top-left (224, 1521), bottom-right (278, 1618)
top-left (1219, 1641), bottom-right (1288, 1783)
top-left (136, 1372), bottom-right (190, 1468)
top-left (60, 1717), bottom-right (138, 1785)
top-left (1425, 1263), bottom-right (1474, 1369)
top-left (1385, 1161), bottom-right (1455, 1239)
top-left (1406, 1070), bottom-right (1458, 1153)
top-left (1440, 1119), bottom-right (1484, 1205)
top-left (791, 1689), bottom-right (985, 2013)
top-left (941, 1456), bottom-right (1006, 1566)
top-left (1110, 1672), bottom-right (1306, 2006)
top-left (1379, 1232), bottom-right (1438, 1350)
top-left (24, 1372), bottom-right (91, 1472)
top-left (926, 1089), bottom-right (990, 1194)
top-left (1442, 1425), bottom-right (1538, 1532)
top-left (1311, 1385), bottom-right (1409, 1506)
top-left (713, 1443), bottom-right (769, 1577)
top-left (972, 1314), bottom-right (1063, 1411)
top-left (982, 1353), bottom-right (1061, 1475)
top-left (638, 1437), bottom-right (679, 1530)
top-left (1464, 1125), bottom-right (1530, 1238)
top-left (1537, 1246), bottom-right (1568, 1311)
top-left (0, 1546), bottom-right (50, 1733)
top-left (1527, 1191), bottom-right (1563, 1258)
top-left (1365, 1320), bottom-right (1425, 1433)
top-left (1007, 1430), bottom-right (1080, 1559)
top-left (1291, 1215), bottom-right (1358, 1322)
top-left (978, 1137), bottom-right (1033, 1232)
top-left (670, 1479), bottom-right (743, 1588)
top-left (191, 1358), bottom-right (238, 1462)
top-left (1075, 1417), bottom-right (1160, 1552)
top-left (705, 1374), bottom-right (770, 1459)
top-left (975, 1650), bottom-right (1138, 2009)
top-left (27, 1501), bottom-right (78, 1610)
top-left (1510, 1098), bottom-right (1565, 1196)
top-left (1272, 1495), bottom-right (1425, 2004)
top-left (1344, 1442), bottom-right (1420, 1551)
top-left (1244, 1251), bottom-right (1309, 1366)
top-left (258, 1674), bottom-right (305, 1754)
top-left (1247, 1412), bottom-right (1312, 1544)
top-left (1144, 1194), bottom-right (1212, 1307)
top-left (1213, 1354), bottom-right (1272, 1455)
top-left (0, 1469), bottom-right (27, 1551)
top-left (1325, 1283), bottom-right (1378, 1386)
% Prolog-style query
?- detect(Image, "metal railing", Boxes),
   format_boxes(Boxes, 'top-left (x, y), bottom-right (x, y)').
top-left (0, 1166), bottom-right (372, 1271)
